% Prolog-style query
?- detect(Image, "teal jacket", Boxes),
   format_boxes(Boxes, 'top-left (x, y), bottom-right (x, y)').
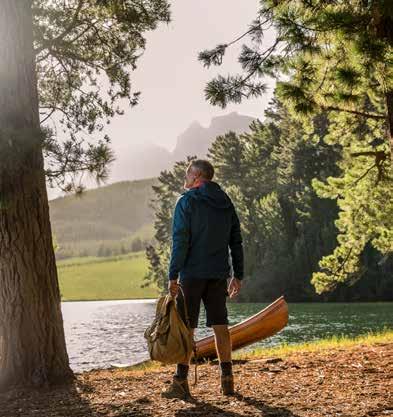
top-left (168, 181), bottom-right (244, 282)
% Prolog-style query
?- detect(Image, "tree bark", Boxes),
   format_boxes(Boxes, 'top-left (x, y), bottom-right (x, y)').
top-left (372, 4), bottom-right (393, 162)
top-left (0, 1), bottom-right (73, 390)
top-left (386, 91), bottom-right (393, 162)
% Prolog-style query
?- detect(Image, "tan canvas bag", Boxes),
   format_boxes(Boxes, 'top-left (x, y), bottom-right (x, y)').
top-left (144, 290), bottom-right (194, 365)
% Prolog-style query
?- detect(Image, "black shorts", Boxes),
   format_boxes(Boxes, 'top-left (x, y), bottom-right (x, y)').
top-left (176, 279), bottom-right (229, 328)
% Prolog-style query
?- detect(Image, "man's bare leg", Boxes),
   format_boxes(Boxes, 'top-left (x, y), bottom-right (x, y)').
top-left (212, 324), bottom-right (234, 395)
top-left (212, 325), bottom-right (232, 362)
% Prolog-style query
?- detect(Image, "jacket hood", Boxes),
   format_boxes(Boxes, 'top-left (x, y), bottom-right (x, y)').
top-left (187, 181), bottom-right (232, 209)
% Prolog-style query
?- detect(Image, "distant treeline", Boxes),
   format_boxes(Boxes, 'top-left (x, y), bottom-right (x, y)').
top-left (145, 97), bottom-right (393, 302)
top-left (55, 234), bottom-right (153, 260)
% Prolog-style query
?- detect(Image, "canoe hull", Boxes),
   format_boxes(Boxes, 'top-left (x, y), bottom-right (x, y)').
top-left (195, 296), bottom-right (288, 359)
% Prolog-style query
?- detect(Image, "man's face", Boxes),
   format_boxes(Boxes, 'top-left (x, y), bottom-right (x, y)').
top-left (184, 166), bottom-right (200, 190)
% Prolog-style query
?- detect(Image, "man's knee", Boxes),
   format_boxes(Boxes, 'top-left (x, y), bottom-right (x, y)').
top-left (212, 324), bottom-right (230, 339)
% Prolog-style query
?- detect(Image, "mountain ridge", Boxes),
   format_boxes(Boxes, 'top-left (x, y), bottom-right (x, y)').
top-left (109, 111), bottom-right (255, 183)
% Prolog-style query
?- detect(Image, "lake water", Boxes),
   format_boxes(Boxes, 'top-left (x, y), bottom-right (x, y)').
top-left (61, 300), bottom-right (393, 372)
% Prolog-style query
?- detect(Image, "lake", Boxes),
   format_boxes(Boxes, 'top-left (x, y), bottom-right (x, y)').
top-left (61, 300), bottom-right (393, 372)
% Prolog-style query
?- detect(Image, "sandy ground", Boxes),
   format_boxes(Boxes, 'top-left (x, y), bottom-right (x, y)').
top-left (1, 342), bottom-right (392, 417)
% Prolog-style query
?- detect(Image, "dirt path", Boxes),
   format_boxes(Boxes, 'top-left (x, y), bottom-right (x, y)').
top-left (1, 342), bottom-right (392, 417)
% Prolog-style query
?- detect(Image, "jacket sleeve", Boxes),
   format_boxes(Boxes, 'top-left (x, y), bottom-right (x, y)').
top-left (168, 196), bottom-right (191, 281)
top-left (229, 207), bottom-right (244, 280)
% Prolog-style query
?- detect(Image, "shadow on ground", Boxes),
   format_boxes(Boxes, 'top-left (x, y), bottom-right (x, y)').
top-left (0, 380), bottom-right (158, 417)
top-left (174, 393), bottom-right (301, 417)
top-left (0, 382), bottom-right (95, 417)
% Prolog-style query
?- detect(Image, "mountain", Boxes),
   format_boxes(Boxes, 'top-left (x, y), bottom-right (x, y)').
top-left (108, 112), bottom-right (255, 183)
top-left (172, 112), bottom-right (255, 161)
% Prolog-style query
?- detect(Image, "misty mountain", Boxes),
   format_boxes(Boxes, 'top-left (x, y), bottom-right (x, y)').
top-left (109, 111), bottom-right (255, 182)
top-left (172, 112), bottom-right (255, 161)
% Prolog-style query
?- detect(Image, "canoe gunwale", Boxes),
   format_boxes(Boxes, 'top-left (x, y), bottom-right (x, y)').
top-left (195, 296), bottom-right (288, 358)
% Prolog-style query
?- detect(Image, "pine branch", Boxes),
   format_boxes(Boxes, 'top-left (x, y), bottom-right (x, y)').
top-left (199, 10), bottom-right (275, 68)
top-left (350, 151), bottom-right (386, 158)
top-left (350, 150), bottom-right (388, 184)
top-left (351, 163), bottom-right (377, 186)
top-left (226, 22), bottom-right (263, 48)
top-left (323, 105), bottom-right (385, 120)
top-left (40, 108), bottom-right (55, 125)
top-left (34, 0), bottom-right (84, 55)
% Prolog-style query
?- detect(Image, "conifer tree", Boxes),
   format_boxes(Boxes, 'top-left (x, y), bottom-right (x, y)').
top-left (0, 0), bottom-right (169, 390)
top-left (199, 1), bottom-right (393, 293)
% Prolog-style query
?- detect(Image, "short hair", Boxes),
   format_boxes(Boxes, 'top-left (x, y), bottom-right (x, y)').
top-left (190, 159), bottom-right (214, 180)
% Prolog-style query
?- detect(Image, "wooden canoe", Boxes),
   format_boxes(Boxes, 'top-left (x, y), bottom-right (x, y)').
top-left (194, 296), bottom-right (288, 359)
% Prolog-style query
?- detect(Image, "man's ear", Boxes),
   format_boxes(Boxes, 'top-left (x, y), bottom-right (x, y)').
top-left (194, 168), bottom-right (202, 179)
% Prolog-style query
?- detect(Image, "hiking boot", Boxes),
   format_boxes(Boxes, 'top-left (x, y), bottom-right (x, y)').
top-left (161, 376), bottom-right (191, 400)
top-left (221, 374), bottom-right (235, 396)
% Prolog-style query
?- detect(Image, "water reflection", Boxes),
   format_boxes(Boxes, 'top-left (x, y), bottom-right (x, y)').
top-left (61, 300), bottom-right (393, 372)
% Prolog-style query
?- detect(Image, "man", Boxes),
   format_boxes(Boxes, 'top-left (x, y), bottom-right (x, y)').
top-left (162, 159), bottom-right (244, 400)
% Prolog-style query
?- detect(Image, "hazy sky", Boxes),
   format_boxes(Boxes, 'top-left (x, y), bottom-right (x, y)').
top-left (47, 1), bottom-right (276, 199)
top-left (107, 0), bottom-right (275, 153)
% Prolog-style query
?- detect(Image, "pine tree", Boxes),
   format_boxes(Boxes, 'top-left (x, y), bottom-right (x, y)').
top-left (0, 0), bottom-right (169, 391)
top-left (199, 1), bottom-right (393, 293)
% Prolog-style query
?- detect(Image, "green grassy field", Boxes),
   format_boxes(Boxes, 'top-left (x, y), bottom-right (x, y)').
top-left (57, 252), bottom-right (160, 301)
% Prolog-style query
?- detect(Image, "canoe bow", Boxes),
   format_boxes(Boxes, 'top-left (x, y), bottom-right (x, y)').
top-left (194, 296), bottom-right (288, 359)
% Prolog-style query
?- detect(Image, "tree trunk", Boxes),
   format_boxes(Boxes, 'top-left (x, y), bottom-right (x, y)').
top-left (386, 91), bottom-right (393, 162)
top-left (372, 4), bottom-right (393, 161)
top-left (0, 1), bottom-right (73, 390)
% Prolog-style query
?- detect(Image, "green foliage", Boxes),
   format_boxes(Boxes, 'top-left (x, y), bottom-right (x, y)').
top-left (200, 2), bottom-right (392, 116)
top-left (146, 94), bottom-right (393, 300)
top-left (146, 98), bottom-right (346, 301)
top-left (200, 1), bottom-right (393, 293)
top-left (32, 0), bottom-right (170, 192)
top-left (311, 111), bottom-right (393, 293)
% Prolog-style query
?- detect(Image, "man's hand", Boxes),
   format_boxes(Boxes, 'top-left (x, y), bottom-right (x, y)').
top-left (168, 279), bottom-right (179, 298)
top-left (228, 277), bottom-right (242, 299)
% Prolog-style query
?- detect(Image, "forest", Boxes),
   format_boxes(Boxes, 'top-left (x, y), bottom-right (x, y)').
top-left (145, 94), bottom-right (393, 302)
top-left (144, 1), bottom-right (393, 302)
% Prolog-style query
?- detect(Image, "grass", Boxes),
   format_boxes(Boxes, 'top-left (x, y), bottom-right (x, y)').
top-left (234, 328), bottom-right (393, 361)
top-left (57, 251), bottom-right (159, 301)
top-left (57, 251), bottom-right (145, 268)
top-left (122, 329), bottom-right (393, 373)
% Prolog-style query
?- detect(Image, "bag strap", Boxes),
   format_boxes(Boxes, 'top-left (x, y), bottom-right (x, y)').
top-left (177, 284), bottom-right (198, 386)
top-left (177, 285), bottom-right (191, 328)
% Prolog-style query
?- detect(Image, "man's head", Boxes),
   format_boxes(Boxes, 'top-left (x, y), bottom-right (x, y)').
top-left (184, 159), bottom-right (214, 190)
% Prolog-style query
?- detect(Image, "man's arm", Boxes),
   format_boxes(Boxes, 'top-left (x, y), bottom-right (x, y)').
top-left (168, 196), bottom-right (191, 282)
top-left (229, 207), bottom-right (244, 280)
top-left (228, 207), bottom-right (244, 298)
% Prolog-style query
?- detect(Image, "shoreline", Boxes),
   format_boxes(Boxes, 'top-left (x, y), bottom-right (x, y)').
top-left (60, 297), bottom-right (393, 303)
top-left (61, 297), bottom-right (157, 303)
top-left (2, 332), bottom-right (392, 417)
top-left (70, 329), bottom-right (393, 374)
top-left (114, 329), bottom-right (393, 373)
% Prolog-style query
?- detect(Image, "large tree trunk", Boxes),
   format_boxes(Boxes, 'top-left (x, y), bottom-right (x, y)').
top-left (0, 1), bottom-right (73, 390)
top-left (372, 5), bottom-right (393, 161)
top-left (386, 91), bottom-right (393, 162)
